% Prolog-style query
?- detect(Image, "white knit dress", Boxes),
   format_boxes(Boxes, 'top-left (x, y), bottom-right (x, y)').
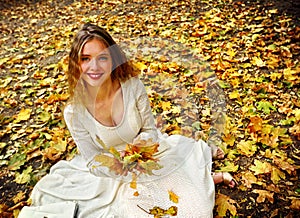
top-left (19, 77), bottom-right (215, 218)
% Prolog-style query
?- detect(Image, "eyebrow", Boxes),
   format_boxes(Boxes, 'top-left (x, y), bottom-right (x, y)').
top-left (81, 52), bottom-right (110, 56)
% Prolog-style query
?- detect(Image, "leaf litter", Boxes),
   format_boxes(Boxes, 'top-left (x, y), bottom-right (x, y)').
top-left (0, 0), bottom-right (299, 217)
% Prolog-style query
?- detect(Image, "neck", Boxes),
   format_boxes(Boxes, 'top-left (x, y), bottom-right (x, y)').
top-left (86, 78), bottom-right (119, 103)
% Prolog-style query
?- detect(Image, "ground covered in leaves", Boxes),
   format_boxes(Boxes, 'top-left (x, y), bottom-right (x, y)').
top-left (0, 0), bottom-right (299, 217)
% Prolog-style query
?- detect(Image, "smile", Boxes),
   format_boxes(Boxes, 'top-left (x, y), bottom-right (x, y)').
top-left (87, 73), bottom-right (103, 80)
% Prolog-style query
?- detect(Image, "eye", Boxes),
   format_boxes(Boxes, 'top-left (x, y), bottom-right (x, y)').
top-left (98, 55), bottom-right (109, 61)
top-left (81, 57), bottom-right (90, 62)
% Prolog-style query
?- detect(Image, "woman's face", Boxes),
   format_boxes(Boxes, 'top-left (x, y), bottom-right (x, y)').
top-left (79, 38), bottom-right (113, 87)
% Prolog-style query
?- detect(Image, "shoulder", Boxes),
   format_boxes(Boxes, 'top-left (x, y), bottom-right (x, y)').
top-left (63, 103), bottom-right (85, 121)
top-left (122, 76), bottom-right (146, 91)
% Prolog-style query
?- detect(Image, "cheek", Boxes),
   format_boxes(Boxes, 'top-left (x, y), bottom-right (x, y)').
top-left (102, 62), bottom-right (112, 72)
top-left (80, 63), bottom-right (88, 72)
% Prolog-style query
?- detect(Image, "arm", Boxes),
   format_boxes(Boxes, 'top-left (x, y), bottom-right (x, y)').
top-left (64, 104), bottom-right (101, 163)
top-left (64, 104), bottom-right (111, 177)
top-left (134, 78), bottom-right (159, 142)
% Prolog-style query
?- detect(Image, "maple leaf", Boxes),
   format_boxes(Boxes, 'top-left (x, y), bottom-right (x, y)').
top-left (273, 157), bottom-right (295, 174)
top-left (94, 154), bottom-right (115, 169)
top-left (241, 172), bottom-right (262, 188)
top-left (94, 138), bottom-right (162, 181)
top-left (12, 191), bottom-right (26, 204)
top-left (248, 116), bottom-right (263, 133)
top-left (251, 56), bottom-right (265, 67)
top-left (249, 159), bottom-right (272, 175)
top-left (257, 100), bottom-right (276, 114)
top-left (253, 189), bottom-right (274, 203)
top-left (8, 153), bottom-right (26, 171)
top-left (215, 193), bottom-right (237, 217)
top-left (130, 172), bottom-right (137, 189)
top-left (237, 140), bottom-right (257, 157)
top-left (218, 161), bottom-right (239, 172)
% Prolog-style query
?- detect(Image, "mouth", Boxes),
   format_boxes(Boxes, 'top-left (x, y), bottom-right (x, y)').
top-left (87, 73), bottom-right (103, 80)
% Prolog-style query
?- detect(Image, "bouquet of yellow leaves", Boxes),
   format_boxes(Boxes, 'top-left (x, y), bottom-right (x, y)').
top-left (94, 136), bottom-right (163, 180)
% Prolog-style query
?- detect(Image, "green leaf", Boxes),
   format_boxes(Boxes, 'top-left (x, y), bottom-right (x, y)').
top-left (257, 101), bottom-right (276, 114)
top-left (8, 153), bottom-right (26, 170)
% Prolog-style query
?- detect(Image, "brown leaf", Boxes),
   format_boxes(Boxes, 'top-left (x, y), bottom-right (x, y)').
top-left (253, 189), bottom-right (274, 203)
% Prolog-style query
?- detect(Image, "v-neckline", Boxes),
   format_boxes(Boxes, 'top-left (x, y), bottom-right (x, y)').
top-left (85, 81), bottom-right (126, 129)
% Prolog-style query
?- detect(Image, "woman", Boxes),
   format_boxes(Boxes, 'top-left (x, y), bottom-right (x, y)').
top-left (19, 23), bottom-right (234, 218)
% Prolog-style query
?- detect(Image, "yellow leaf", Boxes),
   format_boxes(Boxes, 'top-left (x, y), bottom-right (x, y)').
top-left (13, 191), bottom-right (26, 203)
top-left (228, 90), bottom-right (240, 99)
top-left (0, 57), bottom-right (10, 67)
top-left (241, 171), bottom-right (261, 188)
top-left (15, 166), bottom-right (32, 184)
top-left (271, 167), bottom-right (285, 184)
top-left (130, 172), bottom-right (137, 189)
top-left (251, 56), bottom-right (265, 67)
top-left (134, 62), bottom-right (148, 71)
top-left (168, 190), bottom-right (179, 203)
top-left (253, 189), bottom-right (274, 203)
top-left (51, 138), bottom-right (67, 152)
top-left (273, 157), bottom-right (295, 174)
top-left (161, 101), bottom-right (172, 111)
top-left (170, 106), bottom-right (181, 114)
top-left (283, 68), bottom-right (298, 82)
top-left (249, 160), bottom-right (272, 175)
top-left (215, 193), bottom-right (237, 217)
top-left (237, 140), bottom-right (257, 157)
top-left (248, 116), bottom-right (263, 133)
top-left (219, 161), bottom-right (239, 172)
top-left (14, 108), bottom-right (32, 123)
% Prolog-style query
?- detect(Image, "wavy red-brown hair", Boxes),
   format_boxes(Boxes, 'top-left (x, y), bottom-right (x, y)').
top-left (67, 23), bottom-right (138, 100)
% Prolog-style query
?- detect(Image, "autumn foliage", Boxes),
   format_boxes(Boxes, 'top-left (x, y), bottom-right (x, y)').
top-left (0, 0), bottom-right (299, 217)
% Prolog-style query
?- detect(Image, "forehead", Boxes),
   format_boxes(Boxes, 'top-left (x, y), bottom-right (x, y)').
top-left (81, 38), bottom-right (108, 55)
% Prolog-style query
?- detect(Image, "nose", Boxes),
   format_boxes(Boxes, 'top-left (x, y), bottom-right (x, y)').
top-left (89, 57), bottom-right (100, 71)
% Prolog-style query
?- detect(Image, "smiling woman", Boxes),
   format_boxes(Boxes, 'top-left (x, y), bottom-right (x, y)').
top-left (78, 38), bottom-right (123, 127)
top-left (18, 23), bottom-right (234, 218)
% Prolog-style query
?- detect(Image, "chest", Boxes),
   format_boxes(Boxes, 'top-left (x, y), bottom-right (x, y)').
top-left (91, 89), bottom-right (124, 127)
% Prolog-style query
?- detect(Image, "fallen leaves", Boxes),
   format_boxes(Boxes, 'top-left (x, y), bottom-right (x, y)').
top-left (0, 0), bottom-right (299, 217)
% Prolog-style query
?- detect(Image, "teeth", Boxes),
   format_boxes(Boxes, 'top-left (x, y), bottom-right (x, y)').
top-left (88, 73), bottom-right (102, 79)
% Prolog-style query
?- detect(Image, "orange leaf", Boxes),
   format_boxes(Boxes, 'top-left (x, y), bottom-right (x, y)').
top-left (290, 199), bottom-right (300, 210)
top-left (168, 190), bottom-right (179, 204)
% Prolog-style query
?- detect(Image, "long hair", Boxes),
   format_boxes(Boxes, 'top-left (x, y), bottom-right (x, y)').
top-left (67, 23), bottom-right (138, 100)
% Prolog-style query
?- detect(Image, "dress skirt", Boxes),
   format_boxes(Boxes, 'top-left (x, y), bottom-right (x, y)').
top-left (18, 134), bottom-right (215, 218)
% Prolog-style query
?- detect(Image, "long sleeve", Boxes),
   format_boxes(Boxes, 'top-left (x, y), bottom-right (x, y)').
top-left (64, 104), bottom-right (102, 163)
top-left (64, 104), bottom-right (115, 177)
top-left (134, 78), bottom-right (159, 142)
